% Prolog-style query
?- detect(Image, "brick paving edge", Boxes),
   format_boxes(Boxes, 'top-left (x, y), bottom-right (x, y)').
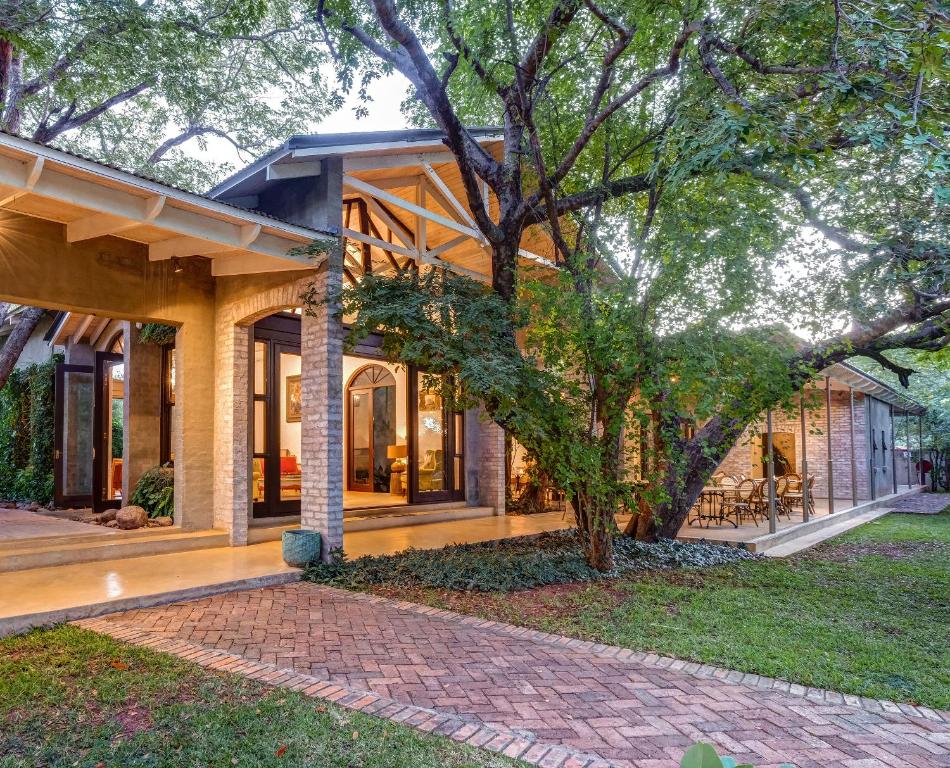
top-left (312, 584), bottom-right (950, 724)
top-left (72, 617), bottom-right (618, 768)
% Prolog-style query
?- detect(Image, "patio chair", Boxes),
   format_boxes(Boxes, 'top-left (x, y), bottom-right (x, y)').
top-left (783, 474), bottom-right (816, 517)
top-left (720, 478), bottom-right (756, 526)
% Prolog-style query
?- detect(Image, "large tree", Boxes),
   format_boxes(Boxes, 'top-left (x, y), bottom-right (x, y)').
top-left (0, 0), bottom-right (334, 388)
top-left (317, 0), bottom-right (948, 568)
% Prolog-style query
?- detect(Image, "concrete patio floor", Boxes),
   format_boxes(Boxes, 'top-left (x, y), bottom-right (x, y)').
top-left (0, 510), bottom-right (573, 635)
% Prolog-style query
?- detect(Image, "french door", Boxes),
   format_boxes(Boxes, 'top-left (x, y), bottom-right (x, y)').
top-left (53, 354), bottom-right (124, 512)
top-left (252, 314), bottom-right (303, 518)
top-left (54, 364), bottom-right (94, 508)
top-left (408, 369), bottom-right (464, 504)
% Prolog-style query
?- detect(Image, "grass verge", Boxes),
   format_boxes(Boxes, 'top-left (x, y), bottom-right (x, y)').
top-left (343, 509), bottom-right (950, 709)
top-left (0, 625), bottom-right (519, 768)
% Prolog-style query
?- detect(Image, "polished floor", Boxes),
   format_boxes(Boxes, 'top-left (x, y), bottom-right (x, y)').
top-left (0, 511), bottom-right (572, 626)
top-left (0, 507), bottom-right (117, 541)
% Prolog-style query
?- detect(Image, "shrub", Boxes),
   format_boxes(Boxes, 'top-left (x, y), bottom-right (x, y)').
top-left (681, 742), bottom-right (793, 768)
top-left (131, 465), bottom-right (174, 518)
top-left (304, 530), bottom-right (757, 593)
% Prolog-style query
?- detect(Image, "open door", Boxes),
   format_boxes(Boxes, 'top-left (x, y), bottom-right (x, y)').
top-left (93, 351), bottom-right (125, 512)
top-left (408, 369), bottom-right (464, 504)
top-left (54, 363), bottom-right (95, 508)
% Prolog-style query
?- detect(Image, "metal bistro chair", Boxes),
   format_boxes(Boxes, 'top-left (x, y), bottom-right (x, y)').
top-left (719, 478), bottom-right (756, 527)
top-left (783, 474), bottom-right (816, 517)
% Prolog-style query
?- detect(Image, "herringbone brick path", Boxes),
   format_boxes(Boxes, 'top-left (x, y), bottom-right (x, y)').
top-left (83, 583), bottom-right (950, 768)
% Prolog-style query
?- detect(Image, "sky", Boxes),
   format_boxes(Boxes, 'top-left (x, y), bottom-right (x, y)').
top-left (201, 73), bottom-right (411, 171)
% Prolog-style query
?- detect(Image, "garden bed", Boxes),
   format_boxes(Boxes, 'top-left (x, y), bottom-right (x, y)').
top-left (304, 530), bottom-right (758, 593)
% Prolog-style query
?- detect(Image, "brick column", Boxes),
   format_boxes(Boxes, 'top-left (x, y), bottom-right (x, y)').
top-left (212, 322), bottom-right (251, 545)
top-left (122, 323), bottom-right (163, 502)
top-left (300, 258), bottom-right (344, 556)
top-left (474, 409), bottom-right (506, 514)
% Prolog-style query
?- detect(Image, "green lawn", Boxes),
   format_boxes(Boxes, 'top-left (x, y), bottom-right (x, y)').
top-left (373, 509), bottom-right (950, 709)
top-left (0, 626), bottom-right (518, 768)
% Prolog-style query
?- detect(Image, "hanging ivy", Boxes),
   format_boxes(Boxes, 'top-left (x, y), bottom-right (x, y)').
top-left (139, 323), bottom-right (177, 346)
top-left (0, 356), bottom-right (60, 504)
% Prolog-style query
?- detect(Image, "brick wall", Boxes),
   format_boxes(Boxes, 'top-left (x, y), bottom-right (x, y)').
top-left (212, 270), bottom-right (316, 545)
top-left (300, 259), bottom-right (344, 556)
top-left (715, 386), bottom-right (870, 502)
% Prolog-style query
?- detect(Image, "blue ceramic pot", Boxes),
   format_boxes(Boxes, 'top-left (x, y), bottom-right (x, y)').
top-left (282, 529), bottom-right (322, 567)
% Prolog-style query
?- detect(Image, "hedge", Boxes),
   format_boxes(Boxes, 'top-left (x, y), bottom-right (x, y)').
top-left (0, 356), bottom-right (59, 504)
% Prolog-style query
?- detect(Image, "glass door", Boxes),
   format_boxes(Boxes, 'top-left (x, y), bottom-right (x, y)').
top-left (54, 363), bottom-right (94, 508)
top-left (94, 352), bottom-right (125, 512)
top-left (409, 369), bottom-right (463, 503)
top-left (346, 365), bottom-right (397, 493)
top-left (252, 313), bottom-right (303, 518)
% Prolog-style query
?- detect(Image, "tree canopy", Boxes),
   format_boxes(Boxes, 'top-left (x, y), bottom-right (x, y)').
top-left (314, 0), bottom-right (949, 567)
top-left (1, 0), bottom-right (334, 190)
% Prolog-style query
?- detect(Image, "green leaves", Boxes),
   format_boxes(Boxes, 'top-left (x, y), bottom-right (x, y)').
top-left (680, 742), bottom-right (794, 768)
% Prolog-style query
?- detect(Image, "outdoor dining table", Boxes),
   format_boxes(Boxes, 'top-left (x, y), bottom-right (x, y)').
top-left (690, 485), bottom-right (738, 527)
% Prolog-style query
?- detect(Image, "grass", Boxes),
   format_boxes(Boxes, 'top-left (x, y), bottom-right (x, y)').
top-left (365, 509), bottom-right (950, 710)
top-left (0, 625), bottom-right (519, 768)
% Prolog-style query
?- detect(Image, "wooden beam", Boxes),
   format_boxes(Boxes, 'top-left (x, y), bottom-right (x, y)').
top-left (67, 194), bottom-right (167, 242)
top-left (72, 314), bottom-right (95, 345)
top-left (420, 160), bottom-right (479, 232)
top-left (364, 197), bottom-right (415, 249)
top-left (426, 235), bottom-right (469, 259)
top-left (342, 228), bottom-right (416, 258)
top-left (265, 160), bottom-right (322, 181)
top-left (343, 175), bottom-right (481, 241)
top-left (89, 316), bottom-right (112, 348)
top-left (415, 180), bottom-right (427, 256)
top-left (0, 156), bottom-right (44, 207)
top-left (365, 215), bottom-right (404, 271)
top-left (149, 236), bottom-right (236, 261)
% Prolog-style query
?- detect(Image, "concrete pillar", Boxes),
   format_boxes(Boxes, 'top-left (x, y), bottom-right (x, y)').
top-left (212, 322), bottom-right (251, 545)
top-left (173, 305), bottom-right (216, 531)
top-left (122, 323), bottom-right (163, 502)
top-left (300, 258), bottom-right (344, 557)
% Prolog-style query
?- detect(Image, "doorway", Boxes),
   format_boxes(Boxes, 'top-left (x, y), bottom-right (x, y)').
top-left (346, 364), bottom-right (397, 494)
top-left (408, 370), bottom-right (464, 504)
top-left (252, 313), bottom-right (302, 519)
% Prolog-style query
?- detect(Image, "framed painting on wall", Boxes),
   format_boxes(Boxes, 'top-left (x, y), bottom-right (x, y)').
top-left (286, 374), bottom-right (302, 422)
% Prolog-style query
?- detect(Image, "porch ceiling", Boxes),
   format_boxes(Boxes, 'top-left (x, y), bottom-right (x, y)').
top-left (0, 132), bottom-right (328, 277)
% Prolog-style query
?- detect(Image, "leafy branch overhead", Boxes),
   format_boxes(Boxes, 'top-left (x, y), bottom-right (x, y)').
top-left (0, 0), bottom-right (336, 190)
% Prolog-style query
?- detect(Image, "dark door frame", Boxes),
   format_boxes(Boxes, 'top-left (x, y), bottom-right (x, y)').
top-left (345, 364), bottom-right (398, 493)
top-left (93, 351), bottom-right (124, 513)
top-left (252, 314), bottom-right (302, 519)
top-left (53, 362), bottom-right (94, 509)
top-left (407, 367), bottom-right (464, 504)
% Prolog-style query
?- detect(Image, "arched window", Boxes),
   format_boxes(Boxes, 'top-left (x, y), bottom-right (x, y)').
top-left (347, 365), bottom-right (397, 493)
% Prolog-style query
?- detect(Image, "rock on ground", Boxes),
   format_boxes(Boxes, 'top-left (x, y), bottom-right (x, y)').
top-left (115, 506), bottom-right (148, 530)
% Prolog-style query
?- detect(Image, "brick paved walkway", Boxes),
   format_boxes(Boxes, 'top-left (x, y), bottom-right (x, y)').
top-left (83, 583), bottom-right (950, 768)
top-left (891, 492), bottom-right (949, 515)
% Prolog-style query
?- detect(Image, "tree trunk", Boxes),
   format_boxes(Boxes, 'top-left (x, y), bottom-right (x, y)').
top-left (572, 488), bottom-right (616, 570)
top-left (0, 307), bottom-right (46, 389)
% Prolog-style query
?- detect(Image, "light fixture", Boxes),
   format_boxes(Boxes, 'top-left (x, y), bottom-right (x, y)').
top-left (171, 256), bottom-right (184, 274)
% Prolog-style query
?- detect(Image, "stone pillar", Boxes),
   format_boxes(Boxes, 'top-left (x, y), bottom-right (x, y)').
top-left (466, 408), bottom-right (506, 514)
top-left (300, 258), bottom-right (344, 557)
top-left (122, 323), bottom-right (163, 502)
top-left (212, 322), bottom-right (251, 545)
top-left (173, 304), bottom-right (216, 531)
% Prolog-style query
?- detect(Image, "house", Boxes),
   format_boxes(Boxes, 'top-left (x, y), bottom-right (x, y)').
top-left (0, 128), bottom-right (925, 561)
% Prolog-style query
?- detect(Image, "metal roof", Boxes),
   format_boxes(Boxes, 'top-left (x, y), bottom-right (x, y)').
top-left (826, 361), bottom-right (926, 415)
top-left (0, 129), bottom-right (334, 237)
top-left (209, 127), bottom-right (502, 200)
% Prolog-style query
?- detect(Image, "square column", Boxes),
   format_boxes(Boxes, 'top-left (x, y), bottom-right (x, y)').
top-left (122, 323), bottom-right (163, 502)
top-left (300, 259), bottom-right (344, 556)
top-left (173, 307), bottom-right (216, 531)
top-left (465, 408), bottom-right (506, 514)
top-left (212, 323), bottom-right (251, 545)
